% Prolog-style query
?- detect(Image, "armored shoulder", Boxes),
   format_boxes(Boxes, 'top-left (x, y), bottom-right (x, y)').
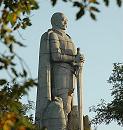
top-left (49, 31), bottom-right (59, 41)
top-left (40, 32), bottom-right (48, 41)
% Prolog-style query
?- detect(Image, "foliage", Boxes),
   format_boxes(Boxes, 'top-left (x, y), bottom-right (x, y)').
top-left (0, 82), bottom-right (38, 130)
top-left (0, 0), bottom-right (39, 44)
top-left (50, 0), bottom-right (123, 20)
top-left (0, 0), bottom-right (38, 103)
top-left (0, 112), bottom-right (37, 130)
top-left (90, 63), bottom-right (123, 126)
top-left (0, 0), bottom-right (38, 129)
top-left (0, 0), bottom-right (38, 86)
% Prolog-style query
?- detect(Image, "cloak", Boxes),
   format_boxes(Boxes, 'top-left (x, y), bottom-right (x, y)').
top-left (35, 29), bottom-right (53, 128)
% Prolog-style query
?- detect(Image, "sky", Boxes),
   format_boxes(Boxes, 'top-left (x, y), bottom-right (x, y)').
top-left (9, 0), bottom-right (123, 130)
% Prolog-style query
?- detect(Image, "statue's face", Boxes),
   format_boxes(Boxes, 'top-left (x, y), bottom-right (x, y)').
top-left (58, 14), bottom-right (68, 30)
top-left (51, 13), bottom-right (68, 30)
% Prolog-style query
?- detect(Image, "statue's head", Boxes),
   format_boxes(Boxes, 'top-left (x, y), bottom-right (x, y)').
top-left (51, 12), bottom-right (68, 30)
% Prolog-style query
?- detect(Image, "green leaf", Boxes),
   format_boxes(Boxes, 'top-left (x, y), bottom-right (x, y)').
top-left (10, 55), bottom-right (15, 60)
top-left (23, 17), bottom-right (29, 21)
top-left (13, 23), bottom-right (21, 30)
top-left (103, 0), bottom-right (109, 6)
top-left (23, 69), bottom-right (27, 77)
top-left (0, 79), bottom-right (7, 85)
top-left (9, 44), bottom-right (13, 53)
top-left (31, 1), bottom-right (39, 10)
top-left (21, 22), bottom-right (27, 29)
top-left (10, 62), bottom-right (16, 66)
top-left (7, 13), bottom-right (16, 26)
top-left (51, 0), bottom-right (57, 6)
top-left (73, 2), bottom-right (83, 8)
top-left (11, 67), bottom-right (18, 77)
top-left (0, 66), bottom-right (3, 70)
top-left (90, 12), bottom-right (96, 20)
top-left (93, 1), bottom-right (100, 5)
top-left (0, 0), bottom-right (3, 6)
top-left (16, 41), bottom-right (26, 47)
top-left (116, 0), bottom-right (122, 7)
top-left (90, 6), bottom-right (100, 12)
top-left (27, 22), bottom-right (32, 26)
top-left (62, 0), bottom-right (67, 2)
top-left (76, 9), bottom-right (85, 20)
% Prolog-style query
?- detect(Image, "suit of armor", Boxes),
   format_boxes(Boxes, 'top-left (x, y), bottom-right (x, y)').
top-left (50, 28), bottom-right (77, 119)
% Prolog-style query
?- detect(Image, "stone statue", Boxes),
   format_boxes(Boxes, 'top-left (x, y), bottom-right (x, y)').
top-left (35, 12), bottom-right (84, 130)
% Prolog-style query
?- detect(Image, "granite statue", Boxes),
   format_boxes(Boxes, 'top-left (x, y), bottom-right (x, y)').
top-left (35, 12), bottom-right (84, 130)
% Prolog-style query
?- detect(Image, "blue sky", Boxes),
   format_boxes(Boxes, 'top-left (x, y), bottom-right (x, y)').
top-left (12, 0), bottom-right (123, 130)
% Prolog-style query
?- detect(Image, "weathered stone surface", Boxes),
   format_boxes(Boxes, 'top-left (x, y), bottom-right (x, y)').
top-left (35, 12), bottom-right (85, 130)
top-left (67, 106), bottom-right (79, 130)
top-left (83, 115), bottom-right (91, 130)
top-left (42, 97), bottom-right (66, 130)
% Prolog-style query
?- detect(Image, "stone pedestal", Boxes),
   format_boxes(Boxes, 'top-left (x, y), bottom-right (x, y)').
top-left (67, 106), bottom-right (79, 130)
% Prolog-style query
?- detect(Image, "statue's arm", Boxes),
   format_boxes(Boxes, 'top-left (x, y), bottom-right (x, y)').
top-left (50, 33), bottom-right (75, 63)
